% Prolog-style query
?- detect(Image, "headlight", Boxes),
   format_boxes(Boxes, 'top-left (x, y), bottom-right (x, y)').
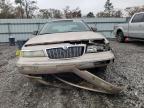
top-left (86, 43), bottom-right (111, 53)
top-left (86, 45), bottom-right (98, 53)
top-left (20, 50), bottom-right (45, 57)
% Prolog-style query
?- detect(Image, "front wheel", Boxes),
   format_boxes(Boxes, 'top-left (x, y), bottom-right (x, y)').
top-left (116, 31), bottom-right (125, 43)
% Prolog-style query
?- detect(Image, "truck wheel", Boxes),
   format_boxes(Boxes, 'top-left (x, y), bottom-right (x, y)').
top-left (116, 31), bottom-right (125, 43)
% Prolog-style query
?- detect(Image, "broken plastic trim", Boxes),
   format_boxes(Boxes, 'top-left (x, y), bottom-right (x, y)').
top-left (71, 68), bottom-right (126, 94)
top-left (24, 68), bottom-right (127, 94)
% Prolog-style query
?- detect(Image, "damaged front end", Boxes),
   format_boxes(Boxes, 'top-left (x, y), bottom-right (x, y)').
top-left (24, 67), bottom-right (126, 94)
top-left (17, 38), bottom-right (126, 94)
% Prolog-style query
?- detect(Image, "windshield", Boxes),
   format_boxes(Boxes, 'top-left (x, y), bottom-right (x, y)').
top-left (39, 20), bottom-right (90, 35)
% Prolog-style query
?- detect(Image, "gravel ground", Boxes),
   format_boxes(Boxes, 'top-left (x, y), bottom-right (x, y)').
top-left (0, 41), bottom-right (144, 108)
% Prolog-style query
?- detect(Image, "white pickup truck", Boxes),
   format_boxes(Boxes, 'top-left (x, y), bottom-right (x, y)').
top-left (114, 12), bottom-right (144, 42)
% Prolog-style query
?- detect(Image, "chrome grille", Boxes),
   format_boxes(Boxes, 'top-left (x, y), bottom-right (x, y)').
top-left (46, 46), bottom-right (84, 59)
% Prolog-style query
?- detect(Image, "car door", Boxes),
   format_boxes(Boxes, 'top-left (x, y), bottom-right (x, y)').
top-left (129, 13), bottom-right (144, 39)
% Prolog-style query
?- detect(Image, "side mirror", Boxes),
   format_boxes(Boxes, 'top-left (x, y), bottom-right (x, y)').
top-left (91, 27), bottom-right (97, 32)
top-left (33, 31), bottom-right (38, 35)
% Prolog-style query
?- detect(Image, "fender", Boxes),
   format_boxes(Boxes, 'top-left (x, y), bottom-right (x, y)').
top-left (114, 27), bottom-right (125, 37)
top-left (114, 23), bottom-right (129, 38)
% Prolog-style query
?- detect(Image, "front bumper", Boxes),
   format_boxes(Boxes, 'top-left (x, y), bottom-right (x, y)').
top-left (17, 51), bottom-right (114, 75)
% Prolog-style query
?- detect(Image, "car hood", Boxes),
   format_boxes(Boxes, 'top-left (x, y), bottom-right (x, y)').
top-left (25, 31), bottom-right (107, 46)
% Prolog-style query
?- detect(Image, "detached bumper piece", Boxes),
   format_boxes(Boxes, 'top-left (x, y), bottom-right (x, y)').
top-left (25, 68), bottom-right (126, 94)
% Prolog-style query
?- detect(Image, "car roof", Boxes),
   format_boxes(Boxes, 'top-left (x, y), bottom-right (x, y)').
top-left (48, 19), bottom-right (83, 23)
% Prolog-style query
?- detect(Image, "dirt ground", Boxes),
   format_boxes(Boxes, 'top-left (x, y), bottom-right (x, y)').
top-left (0, 41), bottom-right (144, 108)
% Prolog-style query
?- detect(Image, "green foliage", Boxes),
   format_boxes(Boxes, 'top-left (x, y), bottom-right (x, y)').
top-left (15, 0), bottom-right (22, 4)
top-left (96, 0), bottom-right (123, 17)
top-left (104, 0), bottom-right (114, 13)
top-left (86, 12), bottom-right (95, 18)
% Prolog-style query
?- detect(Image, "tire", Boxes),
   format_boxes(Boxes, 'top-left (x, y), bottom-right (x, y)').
top-left (116, 31), bottom-right (125, 43)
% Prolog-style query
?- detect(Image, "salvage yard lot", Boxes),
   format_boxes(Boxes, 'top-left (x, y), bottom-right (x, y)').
top-left (0, 41), bottom-right (144, 108)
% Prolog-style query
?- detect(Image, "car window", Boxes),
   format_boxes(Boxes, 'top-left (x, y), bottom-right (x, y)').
top-left (39, 21), bottom-right (90, 35)
top-left (131, 13), bottom-right (144, 23)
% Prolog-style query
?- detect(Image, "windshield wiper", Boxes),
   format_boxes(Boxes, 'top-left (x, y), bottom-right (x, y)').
top-left (39, 33), bottom-right (53, 35)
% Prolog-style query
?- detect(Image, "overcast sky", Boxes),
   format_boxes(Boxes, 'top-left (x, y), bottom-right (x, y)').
top-left (36, 0), bottom-right (144, 15)
top-left (11, 0), bottom-right (144, 15)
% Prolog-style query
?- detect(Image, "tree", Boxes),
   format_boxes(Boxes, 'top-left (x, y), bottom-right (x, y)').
top-left (14, 6), bottom-right (25, 18)
top-left (96, 0), bottom-right (123, 17)
top-left (39, 9), bottom-right (52, 18)
top-left (125, 6), bottom-right (144, 17)
top-left (38, 9), bottom-right (63, 19)
top-left (96, 11), bottom-right (108, 17)
top-left (49, 9), bottom-right (63, 18)
top-left (104, 0), bottom-right (114, 13)
top-left (63, 6), bottom-right (82, 18)
top-left (104, 0), bottom-right (114, 17)
top-left (97, 0), bottom-right (114, 17)
top-left (0, 0), bottom-right (16, 18)
top-left (15, 0), bottom-right (24, 18)
top-left (86, 12), bottom-right (95, 17)
top-left (0, 0), bottom-right (5, 5)
top-left (97, 10), bottom-right (123, 18)
top-left (112, 10), bottom-right (123, 17)
top-left (15, 0), bottom-right (38, 18)
top-left (71, 7), bottom-right (81, 18)
top-left (63, 6), bottom-right (72, 18)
